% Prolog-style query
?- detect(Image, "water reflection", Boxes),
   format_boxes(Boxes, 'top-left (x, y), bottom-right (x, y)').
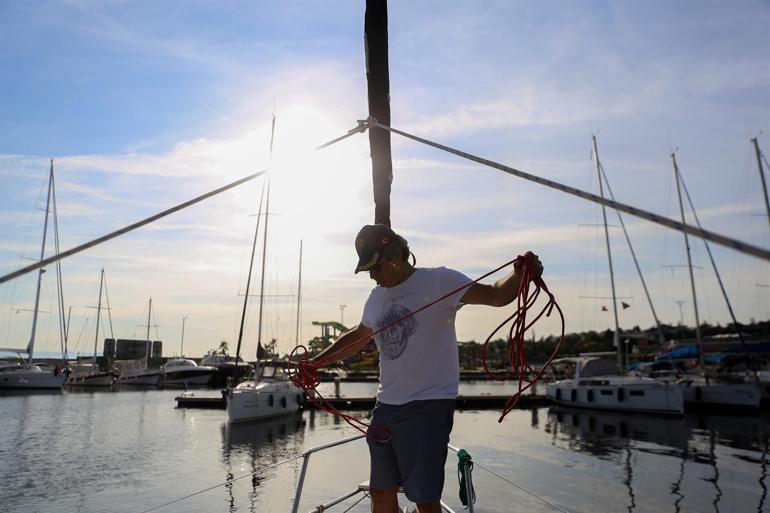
top-left (220, 414), bottom-right (306, 512)
top-left (545, 406), bottom-right (770, 513)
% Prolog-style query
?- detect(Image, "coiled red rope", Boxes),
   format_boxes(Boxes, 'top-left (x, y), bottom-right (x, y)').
top-left (289, 252), bottom-right (564, 437)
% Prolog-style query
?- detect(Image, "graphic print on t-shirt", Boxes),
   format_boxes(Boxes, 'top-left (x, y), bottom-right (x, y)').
top-left (376, 304), bottom-right (418, 360)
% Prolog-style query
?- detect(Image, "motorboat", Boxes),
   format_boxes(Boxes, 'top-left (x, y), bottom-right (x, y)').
top-left (226, 363), bottom-right (303, 423)
top-left (162, 358), bottom-right (217, 386)
top-left (545, 357), bottom-right (684, 415)
top-left (200, 353), bottom-right (252, 387)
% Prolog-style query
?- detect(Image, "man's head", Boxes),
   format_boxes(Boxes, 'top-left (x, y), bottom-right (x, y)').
top-left (354, 224), bottom-right (409, 275)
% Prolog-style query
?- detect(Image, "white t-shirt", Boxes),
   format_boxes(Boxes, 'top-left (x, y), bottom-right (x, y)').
top-left (361, 266), bottom-right (472, 405)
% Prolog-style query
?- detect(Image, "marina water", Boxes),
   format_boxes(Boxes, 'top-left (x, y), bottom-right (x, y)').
top-left (2, 382), bottom-right (768, 513)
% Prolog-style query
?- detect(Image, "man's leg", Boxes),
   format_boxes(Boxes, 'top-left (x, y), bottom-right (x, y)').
top-left (370, 487), bottom-right (399, 513)
top-left (415, 500), bottom-right (443, 513)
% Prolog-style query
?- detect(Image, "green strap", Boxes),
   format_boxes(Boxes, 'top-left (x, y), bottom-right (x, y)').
top-left (457, 449), bottom-right (475, 507)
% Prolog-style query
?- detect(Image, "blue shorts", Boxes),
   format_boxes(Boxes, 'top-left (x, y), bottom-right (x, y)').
top-left (367, 399), bottom-right (455, 504)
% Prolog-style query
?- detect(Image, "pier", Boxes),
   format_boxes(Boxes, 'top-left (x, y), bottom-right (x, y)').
top-left (175, 392), bottom-right (552, 410)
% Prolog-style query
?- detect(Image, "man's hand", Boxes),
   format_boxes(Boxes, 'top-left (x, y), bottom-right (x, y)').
top-left (514, 251), bottom-right (543, 280)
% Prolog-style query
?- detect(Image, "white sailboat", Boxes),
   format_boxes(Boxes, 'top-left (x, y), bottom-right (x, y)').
top-left (118, 298), bottom-right (163, 386)
top-left (0, 162), bottom-right (66, 390)
top-left (227, 116), bottom-right (302, 423)
top-left (666, 153), bottom-right (761, 409)
top-left (546, 137), bottom-right (684, 414)
top-left (66, 269), bottom-right (117, 387)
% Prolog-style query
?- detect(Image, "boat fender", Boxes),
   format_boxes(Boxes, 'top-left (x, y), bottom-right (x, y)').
top-left (269, 394), bottom-right (274, 407)
top-left (296, 394), bottom-right (303, 405)
top-left (587, 389), bottom-right (594, 403)
top-left (281, 396), bottom-right (287, 408)
top-left (620, 422), bottom-right (628, 438)
top-left (555, 388), bottom-right (562, 401)
top-left (617, 387), bottom-right (625, 402)
top-left (570, 389), bottom-right (577, 402)
top-left (694, 386), bottom-right (702, 401)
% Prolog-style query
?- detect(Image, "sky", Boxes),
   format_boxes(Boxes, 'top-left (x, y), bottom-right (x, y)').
top-left (1, 0), bottom-right (769, 361)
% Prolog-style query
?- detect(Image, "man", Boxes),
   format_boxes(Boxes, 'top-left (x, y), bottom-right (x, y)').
top-left (311, 224), bottom-right (542, 513)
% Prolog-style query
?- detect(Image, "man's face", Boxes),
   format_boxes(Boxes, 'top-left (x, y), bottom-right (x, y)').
top-left (368, 256), bottom-right (398, 287)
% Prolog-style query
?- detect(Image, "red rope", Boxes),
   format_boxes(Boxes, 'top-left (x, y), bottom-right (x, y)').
top-left (289, 252), bottom-right (564, 436)
top-left (480, 252), bottom-right (565, 422)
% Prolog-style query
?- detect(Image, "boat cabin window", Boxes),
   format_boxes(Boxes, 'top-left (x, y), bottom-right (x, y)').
top-left (260, 366), bottom-right (286, 379)
top-left (629, 390), bottom-right (645, 396)
top-left (577, 379), bottom-right (610, 386)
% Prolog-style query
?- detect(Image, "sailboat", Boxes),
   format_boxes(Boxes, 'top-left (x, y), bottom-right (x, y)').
top-left (66, 269), bottom-right (117, 386)
top-left (0, 162), bottom-right (66, 389)
top-left (663, 153), bottom-right (761, 409)
top-left (546, 136), bottom-right (684, 414)
top-left (118, 298), bottom-right (163, 386)
top-left (226, 115), bottom-right (303, 423)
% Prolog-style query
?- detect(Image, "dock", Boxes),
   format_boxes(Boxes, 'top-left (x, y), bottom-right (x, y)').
top-left (175, 393), bottom-right (551, 410)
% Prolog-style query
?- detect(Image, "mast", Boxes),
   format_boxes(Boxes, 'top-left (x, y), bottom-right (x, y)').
top-left (93, 269), bottom-right (105, 369)
top-left (51, 161), bottom-right (68, 363)
top-left (592, 136), bottom-right (622, 368)
top-left (234, 184), bottom-right (266, 367)
top-left (180, 316), bottom-right (187, 357)
top-left (677, 168), bottom-right (755, 376)
top-left (255, 112), bottom-right (277, 379)
top-left (295, 239), bottom-right (303, 346)
top-left (597, 153), bottom-right (665, 345)
top-left (752, 137), bottom-right (770, 234)
top-left (145, 298), bottom-right (152, 369)
top-left (27, 160), bottom-right (54, 362)
top-left (365, 0), bottom-right (393, 226)
top-left (671, 152), bottom-right (704, 367)
top-left (255, 179), bottom-right (271, 375)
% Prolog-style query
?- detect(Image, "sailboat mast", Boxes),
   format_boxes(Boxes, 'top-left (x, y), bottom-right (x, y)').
top-left (234, 184), bottom-right (266, 364)
top-left (677, 168), bottom-right (754, 373)
top-left (596, 144), bottom-right (665, 346)
top-left (592, 136), bottom-right (622, 367)
top-left (671, 153), bottom-right (704, 367)
top-left (295, 239), bottom-right (303, 347)
top-left (145, 298), bottom-right (152, 368)
top-left (752, 137), bottom-right (770, 234)
top-left (51, 162), bottom-right (68, 363)
top-left (256, 113), bottom-right (276, 367)
top-left (27, 160), bottom-right (54, 362)
top-left (256, 179), bottom-right (270, 359)
top-left (93, 269), bottom-right (104, 368)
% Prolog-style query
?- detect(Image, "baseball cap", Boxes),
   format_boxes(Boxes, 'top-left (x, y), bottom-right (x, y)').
top-left (354, 224), bottom-right (404, 274)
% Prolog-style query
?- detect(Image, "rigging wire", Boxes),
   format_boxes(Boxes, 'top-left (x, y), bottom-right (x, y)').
top-left (470, 458), bottom-right (572, 513)
top-left (135, 452), bottom-right (306, 513)
top-left (363, 118), bottom-right (770, 263)
top-left (0, 122), bottom-right (368, 286)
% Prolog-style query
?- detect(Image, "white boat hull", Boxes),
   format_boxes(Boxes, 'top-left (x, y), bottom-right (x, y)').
top-left (546, 377), bottom-right (684, 415)
top-left (0, 368), bottom-right (65, 389)
top-left (678, 378), bottom-right (762, 408)
top-left (119, 371), bottom-right (162, 386)
top-left (163, 370), bottom-right (215, 386)
top-left (66, 372), bottom-right (115, 387)
top-left (227, 380), bottom-right (303, 423)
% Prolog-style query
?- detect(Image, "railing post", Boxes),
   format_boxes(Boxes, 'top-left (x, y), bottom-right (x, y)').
top-left (291, 453), bottom-right (312, 513)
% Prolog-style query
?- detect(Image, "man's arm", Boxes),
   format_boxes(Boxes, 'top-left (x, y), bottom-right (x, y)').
top-left (460, 254), bottom-right (543, 307)
top-left (310, 323), bottom-right (375, 366)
